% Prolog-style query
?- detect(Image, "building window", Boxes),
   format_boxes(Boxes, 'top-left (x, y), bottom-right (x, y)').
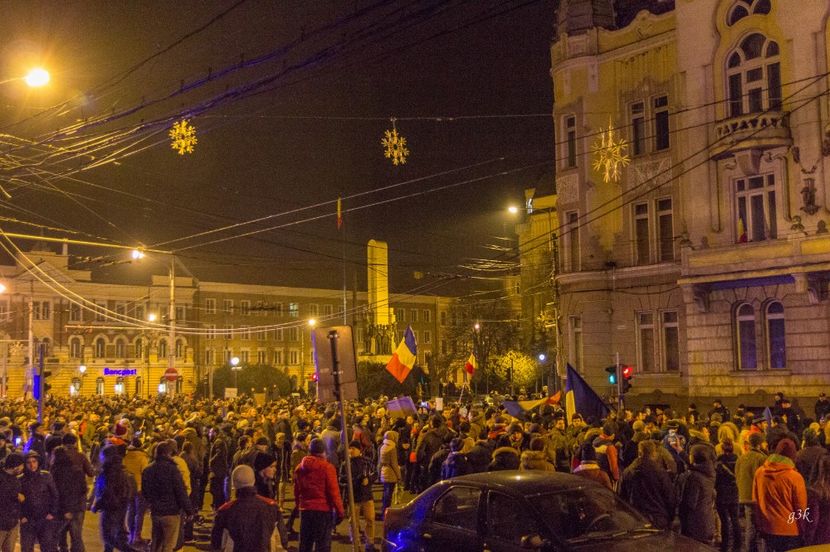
top-left (323, 304), bottom-right (334, 316)
top-left (135, 338), bottom-right (144, 359)
top-left (158, 340), bottom-right (167, 359)
top-left (440, 311), bottom-right (447, 326)
top-left (115, 303), bottom-right (127, 317)
top-left (638, 312), bottom-right (656, 372)
top-left (95, 302), bottom-right (106, 322)
top-left (423, 330), bottom-right (432, 344)
top-left (273, 350), bottom-right (283, 366)
top-left (206, 324), bottom-right (217, 339)
top-left (205, 298), bottom-right (216, 314)
top-left (257, 350), bottom-right (267, 365)
top-left (564, 115), bottom-right (577, 168)
top-left (175, 305), bottom-right (185, 322)
top-left (564, 211), bottom-right (580, 272)
top-left (736, 303), bottom-right (757, 370)
top-left (662, 311), bottom-right (680, 372)
top-left (205, 349), bottom-right (215, 365)
top-left (275, 328), bottom-right (284, 341)
top-left (68, 304), bottom-right (81, 322)
top-left (115, 339), bottom-right (126, 358)
top-left (274, 303), bottom-right (283, 316)
top-left (308, 304), bottom-right (318, 317)
top-left (240, 300), bottom-right (250, 315)
top-left (288, 327), bottom-right (299, 342)
top-left (634, 202), bottom-right (651, 265)
top-left (136, 305), bottom-right (145, 321)
top-left (569, 316), bottom-right (583, 370)
top-left (93, 337), bottom-right (105, 358)
top-left (223, 299), bottom-right (234, 314)
top-left (223, 349), bottom-right (232, 364)
top-left (69, 337), bottom-right (83, 359)
top-left (395, 309), bottom-right (405, 323)
top-left (766, 301), bottom-right (786, 369)
top-left (630, 101), bottom-right (646, 156)
top-left (288, 303), bottom-right (299, 318)
top-left (241, 326), bottom-right (251, 340)
top-left (240, 350), bottom-right (250, 363)
top-left (410, 309), bottom-right (418, 323)
top-left (96, 377), bottom-right (104, 396)
top-left (258, 329), bottom-right (267, 341)
top-left (727, 33), bottom-right (781, 117)
top-left (653, 96), bottom-right (670, 151)
top-left (423, 309), bottom-right (431, 323)
top-left (289, 350), bottom-right (299, 365)
top-left (736, 174), bottom-right (777, 242)
top-left (34, 301), bottom-right (51, 321)
top-left (727, 0), bottom-right (771, 26)
top-left (175, 339), bottom-right (184, 359)
top-left (657, 198), bottom-right (674, 262)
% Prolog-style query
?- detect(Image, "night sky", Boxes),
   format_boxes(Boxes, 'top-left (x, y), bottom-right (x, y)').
top-left (0, 0), bottom-right (555, 295)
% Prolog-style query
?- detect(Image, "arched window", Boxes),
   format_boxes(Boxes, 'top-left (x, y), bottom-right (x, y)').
top-left (69, 337), bottom-right (83, 359)
top-left (727, 0), bottom-right (771, 26)
top-left (727, 33), bottom-right (781, 117)
top-left (766, 301), bottom-right (786, 369)
top-left (115, 338), bottom-right (126, 358)
top-left (176, 376), bottom-right (183, 394)
top-left (94, 337), bottom-right (106, 358)
top-left (175, 339), bottom-right (184, 359)
top-left (158, 339), bottom-right (167, 359)
top-left (135, 376), bottom-right (143, 396)
top-left (736, 303), bottom-right (757, 370)
top-left (114, 377), bottom-right (125, 396)
top-left (96, 377), bottom-right (104, 396)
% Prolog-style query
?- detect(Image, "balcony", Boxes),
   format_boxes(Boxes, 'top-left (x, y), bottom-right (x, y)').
top-left (711, 111), bottom-right (791, 159)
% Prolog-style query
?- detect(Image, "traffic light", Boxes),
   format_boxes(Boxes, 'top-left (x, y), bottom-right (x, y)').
top-left (621, 365), bottom-right (634, 393)
top-left (605, 365), bottom-right (618, 385)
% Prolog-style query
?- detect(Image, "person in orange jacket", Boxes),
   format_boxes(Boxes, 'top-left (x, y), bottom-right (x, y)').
top-left (752, 438), bottom-right (807, 552)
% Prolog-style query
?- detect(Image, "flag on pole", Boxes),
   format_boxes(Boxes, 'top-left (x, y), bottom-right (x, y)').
top-left (565, 364), bottom-right (612, 423)
top-left (336, 197), bottom-right (343, 230)
top-left (502, 391), bottom-right (561, 419)
top-left (464, 353), bottom-right (477, 376)
top-left (386, 326), bottom-right (417, 384)
top-left (737, 216), bottom-right (747, 243)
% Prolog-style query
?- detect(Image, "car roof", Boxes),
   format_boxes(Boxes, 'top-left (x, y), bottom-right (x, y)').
top-left (447, 470), bottom-right (590, 496)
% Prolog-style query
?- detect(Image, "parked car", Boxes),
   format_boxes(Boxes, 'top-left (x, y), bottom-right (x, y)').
top-left (383, 471), bottom-right (716, 552)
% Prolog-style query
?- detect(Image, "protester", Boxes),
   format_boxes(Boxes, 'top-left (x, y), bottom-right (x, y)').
top-left (293, 438), bottom-right (344, 552)
top-left (573, 442), bottom-right (612, 490)
top-left (91, 445), bottom-right (137, 552)
top-left (677, 445), bottom-right (716, 546)
top-left (211, 464), bottom-right (283, 552)
top-left (714, 440), bottom-right (741, 552)
top-left (141, 440), bottom-right (193, 552)
top-left (753, 438), bottom-right (807, 552)
top-left (618, 441), bottom-right (673, 529)
top-left (378, 430), bottom-right (401, 516)
top-left (341, 441), bottom-right (376, 552)
top-left (50, 445), bottom-right (88, 552)
top-left (0, 453), bottom-right (24, 552)
top-left (801, 455), bottom-right (830, 546)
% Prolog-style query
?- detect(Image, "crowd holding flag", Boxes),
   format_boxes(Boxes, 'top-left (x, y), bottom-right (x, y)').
top-left (386, 325), bottom-right (417, 383)
top-left (565, 363), bottom-right (612, 422)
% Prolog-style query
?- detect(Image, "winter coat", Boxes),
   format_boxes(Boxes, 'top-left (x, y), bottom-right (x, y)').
top-left (752, 454), bottom-right (807, 537)
top-left (592, 435), bottom-right (620, 482)
top-left (519, 450), bottom-right (554, 472)
top-left (123, 447), bottom-right (149, 493)
top-left (796, 445), bottom-right (827, 485)
top-left (51, 459), bottom-right (88, 514)
top-left (544, 428), bottom-right (571, 470)
top-left (466, 442), bottom-right (492, 474)
top-left (573, 462), bottom-right (612, 491)
top-left (293, 455), bottom-right (344, 517)
top-left (488, 446), bottom-right (520, 471)
top-left (677, 462), bottom-right (716, 543)
top-left (320, 426), bottom-right (342, 468)
top-left (441, 451), bottom-right (470, 480)
top-left (64, 446), bottom-right (95, 478)
top-left (378, 431), bottom-right (401, 483)
top-left (415, 428), bottom-right (443, 467)
top-left (20, 469), bottom-right (59, 521)
top-left (0, 470), bottom-right (21, 530)
top-left (290, 443), bottom-right (307, 474)
top-left (92, 456), bottom-right (136, 514)
top-left (619, 459), bottom-right (675, 530)
top-left (141, 456), bottom-right (193, 517)
top-left (735, 447), bottom-right (767, 503)
top-left (340, 454), bottom-right (374, 503)
top-left (428, 448), bottom-right (450, 487)
top-left (211, 487), bottom-right (282, 552)
top-left (714, 453), bottom-right (739, 506)
top-left (800, 488), bottom-right (830, 546)
top-left (209, 435), bottom-right (230, 479)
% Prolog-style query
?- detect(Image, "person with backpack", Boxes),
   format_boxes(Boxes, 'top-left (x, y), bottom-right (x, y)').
top-left (341, 441), bottom-right (377, 552)
top-left (440, 438), bottom-right (470, 479)
top-left (715, 440), bottom-right (741, 552)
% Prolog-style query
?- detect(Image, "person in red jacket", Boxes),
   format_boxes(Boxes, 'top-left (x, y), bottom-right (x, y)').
top-left (753, 438), bottom-right (807, 552)
top-left (293, 438), bottom-right (344, 552)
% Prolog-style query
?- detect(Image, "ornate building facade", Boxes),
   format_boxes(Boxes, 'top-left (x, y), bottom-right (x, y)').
top-left (553, 0), bottom-right (830, 405)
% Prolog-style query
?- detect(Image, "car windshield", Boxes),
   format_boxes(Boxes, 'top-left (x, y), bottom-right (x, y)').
top-left (533, 486), bottom-right (651, 543)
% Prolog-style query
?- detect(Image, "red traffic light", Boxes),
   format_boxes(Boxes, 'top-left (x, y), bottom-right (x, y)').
top-left (622, 365), bottom-right (633, 379)
top-left (310, 371), bottom-right (319, 381)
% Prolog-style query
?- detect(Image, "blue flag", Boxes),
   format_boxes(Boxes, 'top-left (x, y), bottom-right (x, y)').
top-left (565, 364), bottom-right (612, 423)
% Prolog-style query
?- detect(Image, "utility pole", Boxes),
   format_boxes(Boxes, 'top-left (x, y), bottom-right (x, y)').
top-left (168, 256), bottom-right (176, 395)
top-left (27, 282), bottom-right (33, 399)
top-left (550, 231), bottom-right (563, 393)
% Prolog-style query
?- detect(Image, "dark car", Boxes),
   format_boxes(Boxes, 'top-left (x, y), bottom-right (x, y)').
top-left (383, 471), bottom-right (716, 552)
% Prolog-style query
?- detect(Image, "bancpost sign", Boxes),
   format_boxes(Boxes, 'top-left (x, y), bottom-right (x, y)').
top-left (103, 368), bottom-right (138, 377)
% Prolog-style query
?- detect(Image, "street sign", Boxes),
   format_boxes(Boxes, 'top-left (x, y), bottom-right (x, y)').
top-left (312, 325), bottom-right (358, 403)
top-left (164, 367), bottom-right (178, 382)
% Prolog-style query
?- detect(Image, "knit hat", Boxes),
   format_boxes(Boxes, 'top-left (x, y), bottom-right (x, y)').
top-left (4, 453), bottom-right (24, 469)
top-left (580, 442), bottom-right (597, 462)
top-left (775, 438), bottom-right (797, 461)
top-left (253, 452), bottom-right (276, 473)
top-left (309, 438), bottom-right (326, 455)
top-left (348, 440), bottom-right (362, 450)
top-left (231, 465), bottom-right (256, 490)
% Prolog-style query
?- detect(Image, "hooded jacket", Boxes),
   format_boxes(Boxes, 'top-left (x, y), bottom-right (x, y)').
top-left (488, 446), bottom-right (520, 471)
top-left (735, 447), bottom-right (767, 503)
top-left (519, 450), bottom-right (554, 472)
top-left (677, 462), bottom-right (716, 543)
top-left (378, 430), bottom-right (401, 483)
top-left (619, 459), bottom-right (674, 529)
top-left (20, 466), bottom-right (59, 521)
top-left (293, 454), bottom-right (344, 517)
top-left (0, 470), bottom-right (21, 530)
top-left (573, 461), bottom-right (612, 491)
top-left (123, 446), bottom-right (149, 492)
top-left (752, 454), bottom-right (807, 536)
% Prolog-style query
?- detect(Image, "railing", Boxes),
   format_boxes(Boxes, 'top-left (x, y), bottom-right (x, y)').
top-left (715, 111), bottom-right (788, 141)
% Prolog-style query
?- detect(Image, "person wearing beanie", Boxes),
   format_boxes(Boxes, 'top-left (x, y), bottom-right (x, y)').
top-left (294, 438), bottom-right (344, 552)
top-left (752, 438), bottom-right (807, 551)
top-left (141, 440), bottom-right (194, 552)
top-left (253, 452), bottom-right (277, 500)
top-left (340, 441), bottom-right (376, 552)
top-left (91, 445), bottom-right (137, 552)
top-left (736, 431), bottom-right (767, 551)
top-left (212, 464), bottom-right (284, 552)
top-left (619, 440), bottom-right (674, 529)
top-left (441, 437), bottom-right (471, 479)
top-left (677, 445), bottom-right (716, 546)
top-left (378, 430), bottom-right (401, 517)
top-left (715, 440), bottom-right (741, 552)
top-left (591, 423), bottom-right (620, 483)
top-left (0, 453), bottom-right (24, 551)
top-left (519, 437), bottom-right (554, 472)
top-left (19, 451), bottom-right (59, 552)
top-left (574, 442), bottom-right (612, 490)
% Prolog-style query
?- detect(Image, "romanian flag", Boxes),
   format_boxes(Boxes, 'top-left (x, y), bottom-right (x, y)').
top-left (336, 197), bottom-right (343, 230)
top-left (502, 391), bottom-right (561, 419)
top-left (737, 216), bottom-right (747, 243)
top-left (464, 353), bottom-right (477, 375)
top-left (565, 364), bottom-right (611, 424)
top-left (386, 326), bottom-right (417, 384)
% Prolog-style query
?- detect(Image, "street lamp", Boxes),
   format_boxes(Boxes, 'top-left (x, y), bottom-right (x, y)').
top-left (0, 67), bottom-right (51, 87)
top-left (230, 355), bottom-right (241, 390)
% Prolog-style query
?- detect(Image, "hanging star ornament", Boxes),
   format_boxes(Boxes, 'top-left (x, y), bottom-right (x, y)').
top-left (591, 118), bottom-right (630, 183)
top-left (381, 120), bottom-right (409, 165)
top-left (169, 119), bottom-right (197, 155)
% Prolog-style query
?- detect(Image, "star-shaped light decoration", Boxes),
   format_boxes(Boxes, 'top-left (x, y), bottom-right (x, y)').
top-left (591, 118), bottom-right (630, 183)
top-left (169, 119), bottom-right (197, 155)
top-left (381, 119), bottom-right (409, 165)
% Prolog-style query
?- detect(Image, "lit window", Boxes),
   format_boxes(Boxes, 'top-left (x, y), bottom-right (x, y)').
top-left (288, 303), bottom-right (299, 318)
top-left (735, 174), bottom-right (777, 242)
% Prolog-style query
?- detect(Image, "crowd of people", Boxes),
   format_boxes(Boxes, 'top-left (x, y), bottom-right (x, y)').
top-left (0, 389), bottom-right (826, 552)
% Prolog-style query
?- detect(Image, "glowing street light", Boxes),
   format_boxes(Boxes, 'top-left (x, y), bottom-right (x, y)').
top-left (131, 249), bottom-right (145, 260)
top-left (147, 313), bottom-right (158, 322)
top-left (231, 355), bottom-right (241, 390)
top-left (24, 67), bottom-right (50, 88)
top-left (507, 205), bottom-right (519, 215)
top-left (538, 353), bottom-right (546, 362)
top-left (78, 364), bottom-right (87, 374)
